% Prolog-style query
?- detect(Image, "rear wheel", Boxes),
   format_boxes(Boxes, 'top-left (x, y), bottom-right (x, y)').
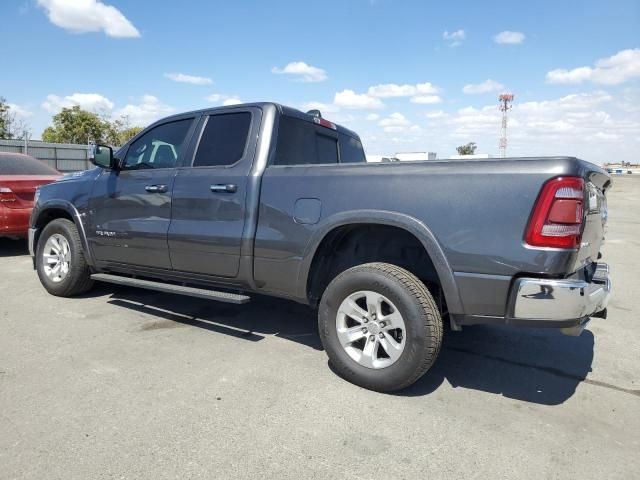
top-left (36, 218), bottom-right (94, 297)
top-left (318, 262), bottom-right (443, 392)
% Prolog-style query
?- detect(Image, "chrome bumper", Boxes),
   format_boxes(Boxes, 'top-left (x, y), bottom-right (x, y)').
top-left (28, 227), bottom-right (37, 257)
top-left (509, 263), bottom-right (611, 334)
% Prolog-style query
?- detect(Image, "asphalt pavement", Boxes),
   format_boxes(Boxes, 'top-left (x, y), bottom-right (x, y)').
top-left (1, 176), bottom-right (638, 479)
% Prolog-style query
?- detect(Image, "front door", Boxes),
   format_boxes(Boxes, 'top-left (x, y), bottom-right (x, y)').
top-left (168, 108), bottom-right (260, 278)
top-left (87, 117), bottom-right (197, 269)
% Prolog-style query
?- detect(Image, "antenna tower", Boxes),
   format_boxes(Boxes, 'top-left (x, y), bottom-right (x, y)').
top-left (498, 93), bottom-right (514, 158)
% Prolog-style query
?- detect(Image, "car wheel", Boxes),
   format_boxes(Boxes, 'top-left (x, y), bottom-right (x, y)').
top-left (318, 262), bottom-right (443, 392)
top-left (36, 218), bottom-right (94, 297)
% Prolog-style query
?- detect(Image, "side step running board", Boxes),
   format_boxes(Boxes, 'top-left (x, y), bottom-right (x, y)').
top-left (91, 273), bottom-right (250, 304)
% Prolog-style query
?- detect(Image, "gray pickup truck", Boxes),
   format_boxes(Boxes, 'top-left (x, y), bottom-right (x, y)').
top-left (29, 102), bottom-right (612, 391)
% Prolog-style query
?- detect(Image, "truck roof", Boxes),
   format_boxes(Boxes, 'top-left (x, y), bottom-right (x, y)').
top-left (155, 102), bottom-right (361, 141)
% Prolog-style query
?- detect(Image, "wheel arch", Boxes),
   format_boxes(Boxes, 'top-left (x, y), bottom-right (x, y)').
top-left (298, 210), bottom-right (463, 314)
top-left (33, 200), bottom-right (94, 266)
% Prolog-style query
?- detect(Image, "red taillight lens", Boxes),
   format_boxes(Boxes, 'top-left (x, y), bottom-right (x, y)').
top-left (525, 177), bottom-right (585, 249)
top-left (0, 187), bottom-right (17, 204)
top-left (313, 117), bottom-right (337, 130)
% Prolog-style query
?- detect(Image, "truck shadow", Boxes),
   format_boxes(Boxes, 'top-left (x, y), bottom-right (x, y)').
top-left (0, 238), bottom-right (29, 257)
top-left (101, 287), bottom-right (594, 406)
top-left (401, 326), bottom-right (595, 405)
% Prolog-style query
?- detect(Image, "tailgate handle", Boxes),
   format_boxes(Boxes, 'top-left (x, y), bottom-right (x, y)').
top-left (210, 184), bottom-right (237, 193)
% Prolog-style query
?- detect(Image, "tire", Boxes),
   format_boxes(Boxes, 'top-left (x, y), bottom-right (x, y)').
top-left (36, 218), bottom-right (94, 297)
top-left (318, 262), bottom-right (443, 392)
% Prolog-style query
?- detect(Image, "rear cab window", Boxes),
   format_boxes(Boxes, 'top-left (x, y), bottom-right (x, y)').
top-left (338, 133), bottom-right (366, 163)
top-left (273, 115), bottom-right (365, 166)
top-left (192, 112), bottom-right (252, 167)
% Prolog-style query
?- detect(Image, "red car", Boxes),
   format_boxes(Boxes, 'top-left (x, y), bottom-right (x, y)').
top-left (0, 152), bottom-right (61, 238)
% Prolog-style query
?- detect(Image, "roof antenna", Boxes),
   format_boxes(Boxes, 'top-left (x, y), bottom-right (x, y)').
top-left (306, 109), bottom-right (322, 118)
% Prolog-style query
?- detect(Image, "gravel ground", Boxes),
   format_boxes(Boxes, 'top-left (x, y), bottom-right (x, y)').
top-left (0, 176), bottom-right (638, 480)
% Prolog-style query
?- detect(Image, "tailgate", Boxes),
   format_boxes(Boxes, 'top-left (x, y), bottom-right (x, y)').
top-left (574, 167), bottom-right (610, 271)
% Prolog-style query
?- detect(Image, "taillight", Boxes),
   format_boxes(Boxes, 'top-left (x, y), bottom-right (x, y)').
top-left (0, 187), bottom-right (17, 204)
top-left (525, 177), bottom-right (585, 249)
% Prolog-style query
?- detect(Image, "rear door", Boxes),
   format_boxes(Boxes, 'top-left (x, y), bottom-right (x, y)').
top-left (87, 117), bottom-right (197, 268)
top-left (168, 107), bottom-right (260, 278)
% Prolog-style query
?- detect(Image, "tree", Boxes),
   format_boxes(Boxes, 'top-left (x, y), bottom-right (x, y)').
top-left (42, 106), bottom-right (109, 144)
top-left (456, 142), bottom-right (477, 156)
top-left (118, 126), bottom-right (144, 144)
top-left (104, 115), bottom-right (143, 146)
top-left (0, 97), bottom-right (30, 140)
top-left (42, 107), bottom-right (144, 146)
top-left (0, 97), bottom-right (11, 139)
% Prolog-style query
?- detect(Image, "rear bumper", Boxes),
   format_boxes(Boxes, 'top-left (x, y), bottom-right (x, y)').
top-left (0, 205), bottom-right (31, 238)
top-left (507, 262), bottom-right (611, 334)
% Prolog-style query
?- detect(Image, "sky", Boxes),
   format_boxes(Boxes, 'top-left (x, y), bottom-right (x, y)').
top-left (0, 0), bottom-right (639, 164)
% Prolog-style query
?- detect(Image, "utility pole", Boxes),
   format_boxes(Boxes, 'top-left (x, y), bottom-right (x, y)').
top-left (498, 93), bottom-right (514, 158)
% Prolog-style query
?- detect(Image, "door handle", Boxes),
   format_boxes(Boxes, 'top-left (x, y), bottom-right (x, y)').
top-left (145, 184), bottom-right (168, 193)
top-left (210, 184), bottom-right (237, 193)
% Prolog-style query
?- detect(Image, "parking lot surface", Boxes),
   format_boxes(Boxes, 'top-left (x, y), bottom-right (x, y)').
top-left (1, 177), bottom-right (639, 479)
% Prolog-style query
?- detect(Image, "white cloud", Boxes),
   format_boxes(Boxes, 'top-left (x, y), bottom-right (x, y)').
top-left (164, 72), bottom-right (212, 85)
top-left (546, 49), bottom-right (640, 85)
top-left (595, 131), bottom-right (621, 141)
top-left (493, 31), bottom-right (525, 45)
top-left (378, 112), bottom-right (413, 132)
top-left (425, 110), bottom-right (447, 119)
top-left (205, 94), bottom-right (244, 106)
top-left (443, 29), bottom-right (465, 47)
top-left (367, 82), bottom-right (441, 104)
top-left (410, 95), bottom-right (442, 104)
top-left (222, 97), bottom-right (243, 106)
top-left (462, 79), bottom-right (505, 94)
top-left (367, 82), bottom-right (439, 98)
top-left (42, 93), bottom-right (114, 113)
top-left (360, 88), bottom-right (638, 164)
top-left (366, 113), bottom-right (380, 121)
top-left (368, 83), bottom-right (416, 97)
top-left (334, 89), bottom-right (384, 109)
top-left (7, 103), bottom-right (33, 119)
top-left (37, 0), bottom-right (140, 38)
top-left (113, 95), bottom-right (174, 126)
top-left (271, 61), bottom-right (327, 82)
top-left (379, 113), bottom-right (410, 127)
top-left (301, 101), bottom-right (340, 114)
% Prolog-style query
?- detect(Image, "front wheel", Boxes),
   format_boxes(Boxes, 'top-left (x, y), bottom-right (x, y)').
top-left (36, 218), bottom-right (94, 297)
top-left (318, 262), bottom-right (443, 392)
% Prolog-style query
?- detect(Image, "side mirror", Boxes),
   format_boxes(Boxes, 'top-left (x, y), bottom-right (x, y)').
top-left (89, 144), bottom-right (117, 169)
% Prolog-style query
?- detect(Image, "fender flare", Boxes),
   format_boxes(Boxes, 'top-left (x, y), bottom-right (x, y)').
top-left (33, 200), bottom-right (95, 266)
top-left (296, 209), bottom-right (463, 314)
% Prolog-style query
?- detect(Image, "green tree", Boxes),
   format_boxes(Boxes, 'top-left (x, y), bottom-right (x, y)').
top-left (456, 142), bottom-right (477, 156)
top-left (118, 126), bottom-right (144, 144)
top-left (0, 97), bottom-right (11, 139)
top-left (42, 107), bottom-right (144, 146)
top-left (42, 105), bottom-right (113, 144)
top-left (104, 115), bottom-right (144, 146)
top-left (0, 97), bottom-right (31, 140)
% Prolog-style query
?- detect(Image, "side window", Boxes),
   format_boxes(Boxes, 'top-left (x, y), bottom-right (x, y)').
top-left (338, 133), bottom-right (366, 163)
top-left (273, 116), bottom-right (338, 166)
top-left (193, 112), bottom-right (252, 167)
top-left (122, 119), bottom-right (193, 170)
